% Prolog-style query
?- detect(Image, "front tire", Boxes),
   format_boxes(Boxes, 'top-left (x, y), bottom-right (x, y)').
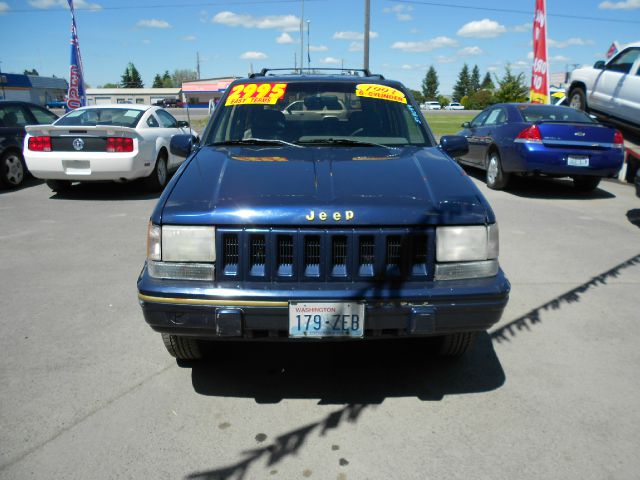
top-left (45, 179), bottom-right (72, 192)
top-left (486, 151), bottom-right (510, 190)
top-left (0, 151), bottom-right (26, 188)
top-left (437, 332), bottom-right (478, 357)
top-left (144, 151), bottom-right (168, 191)
top-left (161, 333), bottom-right (202, 360)
top-left (573, 175), bottom-right (600, 192)
top-left (569, 87), bottom-right (587, 111)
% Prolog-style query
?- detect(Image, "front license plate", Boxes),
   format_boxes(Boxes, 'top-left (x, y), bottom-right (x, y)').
top-left (567, 155), bottom-right (589, 167)
top-left (289, 301), bottom-right (365, 338)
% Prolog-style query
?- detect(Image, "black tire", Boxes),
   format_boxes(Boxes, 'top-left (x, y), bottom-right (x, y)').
top-left (45, 179), bottom-right (72, 192)
top-left (161, 333), bottom-right (202, 360)
top-left (486, 150), bottom-right (510, 190)
top-left (437, 332), bottom-right (478, 357)
top-left (569, 87), bottom-right (587, 111)
top-left (144, 151), bottom-right (168, 192)
top-left (572, 176), bottom-right (601, 192)
top-left (0, 150), bottom-right (27, 188)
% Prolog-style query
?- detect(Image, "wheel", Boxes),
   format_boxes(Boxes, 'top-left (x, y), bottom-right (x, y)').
top-left (486, 151), bottom-right (510, 190)
top-left (0, 151), bottom-right (26, 188)
top-left (437, 332), bottom-right (478, 357)
top-left (572, 176), bottom-right (600, 192)
top-left (45, 179), bottom-right (72, 192)
top-left (569, 87), bottom-right (586, 111)
top-left (144, 151), bottom-right (168, 191)
top-left (161, 333), bottom-right (202, 360)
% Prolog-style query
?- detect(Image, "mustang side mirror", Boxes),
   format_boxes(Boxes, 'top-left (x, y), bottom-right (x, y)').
top-left (170, 134), bottom-right (198, 158)
top-left (177, 120), bottom-right (190, 128)
top-left (593, 60), bottom-right (605, 70)
top-left (439, 135), bottom-right (469, 158)
top-left (461, 121), bottom-right (471, 128)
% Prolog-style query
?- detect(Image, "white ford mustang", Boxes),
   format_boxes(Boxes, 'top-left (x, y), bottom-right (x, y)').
top-left (23, 104), bottom-right (197, 192)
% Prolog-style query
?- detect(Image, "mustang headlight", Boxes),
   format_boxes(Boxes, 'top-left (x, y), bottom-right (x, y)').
top-left (146, 223), bottom-right (216, 280)
top-left (435, 224), bottom-right (499, 280)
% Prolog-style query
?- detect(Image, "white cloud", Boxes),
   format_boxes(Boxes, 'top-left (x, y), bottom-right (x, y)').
top-left (137, 19), bottom-right (171, 29)
top-left (457, 19), bottom-right (507, 38)
top-left (0, 2), bottom-right (9, 13)
top-left (348, 42), bottom-right (363, 52)
top-left (550, 55), bottom-right (570, 62)
top-left (548, 37), bottom-right (594, 48)
top-left (401, 64), bottom-right (414, 70)
top-left (511, 60), bottom-right (530, 70)
top-left (213, 11), bottom-right (299, 31)
top-left (320, 57), bottom-right (341, 64)
top-left (333, 31), bottom-right (379, 40)
top-left (276, 32), bottom-right (294, 44)
top-left (309, 45), bottom-right (328, 52)
top-left (383, 4), bottom-right (413, 21)
top-left (183, 35), bottom-right (197, 41)
top-left (435, 56), bottom-right (457, 64)
top-left (391, 36), bottom-right (457, 52)
top-left (240, 51), bottom-right (267, 60)
top-left (29, 0), bottom-right (101, 10)
top-left (458, 46), bottom-right (483, 56)
top-left (599, 0), bottom-right (640, 9)
top-left (511, 23), bottom-right (531, 33)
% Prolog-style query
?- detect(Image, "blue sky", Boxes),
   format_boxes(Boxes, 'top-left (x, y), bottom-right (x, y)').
top-left (0, 0), bottom-right (638, 95)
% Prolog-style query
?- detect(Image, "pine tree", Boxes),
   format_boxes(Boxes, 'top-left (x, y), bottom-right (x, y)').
top-left (421, 66), bottom-right (439, 100)
top-left (121, 62), bottom-right (143, 88)
top-left (162, 70), bottom-right (174, 88)
top-left (452, 63), bottom-right (471, 101)
top-left (481, 72), bottom-right (495, 91)
top-left (470, 65), bottom-right (481, 94)
top-left (152, 74), bottom-right (163, 88)
top-left (494, 65), bottom-right (529, 103)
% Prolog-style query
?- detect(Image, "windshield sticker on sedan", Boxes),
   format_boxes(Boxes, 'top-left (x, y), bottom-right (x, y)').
top-left (407, 104), bottom-right (422, 125)
top-left (355, 84), bottom-right (407, 104)
top-left (225, 83), bottom-right (288, 106)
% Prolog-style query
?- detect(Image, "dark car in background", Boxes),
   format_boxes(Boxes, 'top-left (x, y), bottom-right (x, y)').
top-left (0, 100), bottom-right (58, 188)
top-left (137, 69), bottom-right (510, 361)
top-left (456, 103), bottom-right (625, 191)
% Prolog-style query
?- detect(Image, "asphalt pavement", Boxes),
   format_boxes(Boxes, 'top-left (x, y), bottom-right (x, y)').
top-left (1, 171), bottom-right (639, 479)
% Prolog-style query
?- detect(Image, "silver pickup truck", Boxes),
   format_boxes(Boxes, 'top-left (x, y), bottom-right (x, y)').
top-left (566, 42), bottom-right (640, 129)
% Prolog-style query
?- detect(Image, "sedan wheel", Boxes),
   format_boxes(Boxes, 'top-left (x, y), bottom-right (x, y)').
top-left (0, 151), bottom-right (26, 188)
top-left (486, 152), bottom-right (510, 190)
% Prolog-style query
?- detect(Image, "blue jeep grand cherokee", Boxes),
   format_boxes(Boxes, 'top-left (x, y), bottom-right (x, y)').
top-left (137, 69), bottom-right (510, 359)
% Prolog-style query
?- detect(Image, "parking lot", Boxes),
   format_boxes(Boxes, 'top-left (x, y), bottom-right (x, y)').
top-left (1, 170), bottom-right (639, 479)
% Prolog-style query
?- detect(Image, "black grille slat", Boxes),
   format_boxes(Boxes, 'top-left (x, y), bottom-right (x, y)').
top-left (277, 235), bottom-right (294, 276)
top-left (386, 236), bottom-right (402, 276)
top-left (359, 236), bottom-right (375, 277)
top-left (411, 235), bottom-right (428, 275)
top-left (223, 234), bottom-right (239, 275)
top-left (332, 236), bottom-right (348, 277)
top-left (304, 236), bottom-right (321, 277)
top-left (249, 235), bottom-right (266, 276)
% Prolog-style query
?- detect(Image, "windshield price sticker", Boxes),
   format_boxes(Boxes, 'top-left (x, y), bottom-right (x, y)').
top-left (289, 301), bottom-right (365, 338)
top-left (356, 84), bottom-right (407, 104)
top-left (225, 83), bottom-right (288, 106)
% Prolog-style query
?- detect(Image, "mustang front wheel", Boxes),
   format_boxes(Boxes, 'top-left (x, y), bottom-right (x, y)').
top-left (144, 152), bottom-right (168, 191)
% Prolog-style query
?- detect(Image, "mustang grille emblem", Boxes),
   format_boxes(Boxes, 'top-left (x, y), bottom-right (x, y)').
top-left (72, 138), bottom-right (85, 151)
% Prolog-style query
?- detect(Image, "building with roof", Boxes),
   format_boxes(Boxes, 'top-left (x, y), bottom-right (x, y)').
top-left (0, 73), bottom-right (68, 105)
top-left (85, 87), bottom-right (181, 106)
top-left (181, 77), bottom-right (238, 108)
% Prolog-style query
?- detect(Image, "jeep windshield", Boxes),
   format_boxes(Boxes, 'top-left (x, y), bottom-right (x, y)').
top-left (205, 80), bottom-right (434, 148)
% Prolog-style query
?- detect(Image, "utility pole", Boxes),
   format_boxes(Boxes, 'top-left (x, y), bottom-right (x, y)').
top-left (196, 52), bottom-right (201, 80)
top-left (364, 0), bottom-right (370, 71)
top-left (300, 0), bottom-right (305, 73)
top-left (307, 20), bottom-right (311, 70)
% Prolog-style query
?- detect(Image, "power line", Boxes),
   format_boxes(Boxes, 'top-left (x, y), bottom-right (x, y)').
top-left (5, 0), bottom-right (326, 14)
top-left (392, 0), bottom-right (640, 24)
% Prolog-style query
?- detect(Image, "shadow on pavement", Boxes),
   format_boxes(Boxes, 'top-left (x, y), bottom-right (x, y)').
top-left (627, 209), bottom-right (640, 228)
top-left (0, 177), bottom-right (44, 194)
top-left (188, 333), bottom-right (503, 404)
top-left (49, 180), bottom-right (161, 201)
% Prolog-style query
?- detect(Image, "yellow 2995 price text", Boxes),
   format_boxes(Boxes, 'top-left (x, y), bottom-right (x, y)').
top-left (225, 83), bottom-right (288, 106)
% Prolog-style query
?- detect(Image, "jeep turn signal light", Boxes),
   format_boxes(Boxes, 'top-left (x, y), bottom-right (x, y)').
top-left (106, 137), bottom-right (134, 152)
top-left (28, 136), bottom-right (52, 151)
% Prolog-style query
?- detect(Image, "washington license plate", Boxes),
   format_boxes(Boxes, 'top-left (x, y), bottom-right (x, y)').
top-left (289, 301), bottom-right (365, 338)
top-left (567, 155), bottom-right (589, 167)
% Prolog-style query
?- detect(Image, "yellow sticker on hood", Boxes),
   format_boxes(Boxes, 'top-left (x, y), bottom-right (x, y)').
top-left (355, 84), bottom-right (407, 104)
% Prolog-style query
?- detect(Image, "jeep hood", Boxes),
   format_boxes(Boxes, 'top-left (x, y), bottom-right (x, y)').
top-left (158, 146), bottom-right (493, 226)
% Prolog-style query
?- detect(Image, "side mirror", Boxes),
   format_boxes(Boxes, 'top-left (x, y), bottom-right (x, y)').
top-left (593, 60), bottom-right (605, 70)
top-left (177, 120), bottom-right (189, 128)
top-left (439, 135), bottom-right (469, 158)
top-left (461, 121), bottom-right (471, 128)
top-left (170, 134), bottom-right (198, 158)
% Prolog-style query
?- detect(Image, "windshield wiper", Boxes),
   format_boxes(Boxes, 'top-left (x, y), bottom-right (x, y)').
top-left (211, 138), bottom-right (303, 148)
top-left (297, 138), bottom-right (393, 149)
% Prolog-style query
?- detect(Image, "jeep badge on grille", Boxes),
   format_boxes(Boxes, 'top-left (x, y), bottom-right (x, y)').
top-left (305, 210), bottom-right (355, 221)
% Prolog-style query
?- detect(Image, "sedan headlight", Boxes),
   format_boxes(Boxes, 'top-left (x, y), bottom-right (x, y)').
top-left (435, 224), bottom-right (499, 280)
top-left (146, 223), bottom-right (216, 280)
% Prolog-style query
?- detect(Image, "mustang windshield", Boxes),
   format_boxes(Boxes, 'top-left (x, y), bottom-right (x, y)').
top-left (55, 108), bottom-right (144, 128)
top-left (206, 81), bottom-right (433, 147)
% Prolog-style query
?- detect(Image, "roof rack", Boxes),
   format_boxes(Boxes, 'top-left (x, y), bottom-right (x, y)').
top-left (249, 68), bottom-right (385, 80)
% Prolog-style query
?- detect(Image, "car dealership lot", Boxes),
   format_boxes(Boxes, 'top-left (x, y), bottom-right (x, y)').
top-left (1, 176), bottom-right (639, 479)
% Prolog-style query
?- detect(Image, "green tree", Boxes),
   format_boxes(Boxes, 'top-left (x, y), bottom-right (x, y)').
top-left (470, 65), bottom-right (481, 93)
top-left (24, 68), bottom-right (39, 76)
top-left (162, 70), bottom-right (174, 87)
top-left (437, 95), bottom-right (449, 108)
top-left (452, 63), bottom-right (471, 101)
top-left (121, 62), bottom-right (143, 88)
top-left (408, 89), bottom-right (425, 104)
top-left (421, 66), bottom-right (439, 100)
top-left (463, 89), bottom-right (495, 110)
top-left (100, 82), bottom-right (120, 88)
top-left (171, 69), bottom-right (197, 87)
top-left (152, 74), bottom-right (163, 88)
top-left (493, 65), bottom-right (529, 103)
top-left (480, 72), bottom-right (495, 91)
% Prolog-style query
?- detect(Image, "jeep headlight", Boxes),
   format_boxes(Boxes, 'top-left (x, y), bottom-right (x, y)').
top-left (146, 223), bottom-right (215, 280)
top-left (435, 224), bottom-right (499, 280)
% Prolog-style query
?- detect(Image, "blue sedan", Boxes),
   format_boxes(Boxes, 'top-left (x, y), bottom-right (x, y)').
top-left (456, 103), bottom-right (625, 191)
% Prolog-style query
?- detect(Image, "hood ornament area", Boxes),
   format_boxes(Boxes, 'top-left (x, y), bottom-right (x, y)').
top-left (306, 210), bottom-right (355, 221)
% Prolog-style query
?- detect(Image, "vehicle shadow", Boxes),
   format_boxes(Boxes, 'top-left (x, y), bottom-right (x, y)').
top-left (187, 333), bottom-right (504, 404)
top-left (0, 177), bottom-right (44, 194)
top-left (461, 164), bottom-right (616, 200)
top-left (48, 180), bottom-right (162, 201)
top-left (627, 209), bottom-right (640, 228)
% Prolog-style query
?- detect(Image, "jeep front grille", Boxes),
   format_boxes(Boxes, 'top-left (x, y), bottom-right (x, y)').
top-left (215, 227), bottom-right (434, 282)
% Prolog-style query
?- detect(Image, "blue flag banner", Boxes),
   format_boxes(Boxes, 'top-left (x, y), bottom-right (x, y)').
top-left (66, 0), bottom-right (85, 110)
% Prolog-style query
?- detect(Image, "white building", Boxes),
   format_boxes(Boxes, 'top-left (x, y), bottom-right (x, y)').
top-left (85, 87), bottom-right (181, 106)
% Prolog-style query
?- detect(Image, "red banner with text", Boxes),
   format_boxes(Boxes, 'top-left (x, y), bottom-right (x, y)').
top-left (530, 0), bottom-right (549, 104)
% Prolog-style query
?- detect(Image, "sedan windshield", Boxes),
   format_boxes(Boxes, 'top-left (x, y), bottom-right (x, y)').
top-left (206, 81), bottom-right (433, 147)
top-left (519, 105), bottom-right (595, 124)
top-left (55, 108), bottom-right (144, 128)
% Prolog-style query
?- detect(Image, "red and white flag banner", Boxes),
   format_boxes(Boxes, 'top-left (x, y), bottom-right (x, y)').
top-left (530, 0), bottom-right (549, 104)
